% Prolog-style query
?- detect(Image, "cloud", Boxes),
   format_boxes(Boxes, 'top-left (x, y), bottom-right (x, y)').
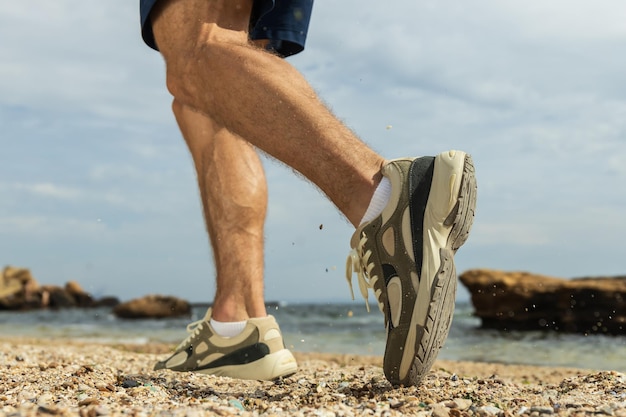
top-left (0, 0), bottom-right (169, 125)
top-left (0, 215), bottom-right (106, 238)
top-left (6, 182), bottom-right (82, 201)
top-left (1, 0), bottom-right (625, 302)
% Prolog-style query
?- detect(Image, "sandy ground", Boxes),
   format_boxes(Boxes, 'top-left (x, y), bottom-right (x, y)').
top-left (0, 338), bottom-right (624, 416)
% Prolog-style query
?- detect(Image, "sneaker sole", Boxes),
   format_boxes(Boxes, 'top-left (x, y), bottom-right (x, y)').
top-left (392, 151), bottom-right (476, 386)
top-left (196, 348), bottom-right (298, 381)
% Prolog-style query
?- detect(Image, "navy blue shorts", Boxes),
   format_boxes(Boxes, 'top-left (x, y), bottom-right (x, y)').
top-left (140, 0), bottom-right (313, 57)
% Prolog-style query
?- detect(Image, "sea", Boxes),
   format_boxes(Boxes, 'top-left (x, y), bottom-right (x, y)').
top-left (0, 301), bottom-right (624, 373)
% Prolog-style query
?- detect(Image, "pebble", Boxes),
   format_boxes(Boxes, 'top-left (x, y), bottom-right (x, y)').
top-left (430, 404), bottom-right (449, 417)
top-left (530, 406), bottom-right (554, 414)
top-left (479, 405), bottom-right (503, 416)
top-left (0, 340), bottom-right (625, 417)
top-left (447, 398), bottom-right (472, 410)
top-left (78, 383), bottom-right (92, 392)
top-left (597, 404), bottom-right (616, 416)
top-left (17, 390), bottom-right (36, 402)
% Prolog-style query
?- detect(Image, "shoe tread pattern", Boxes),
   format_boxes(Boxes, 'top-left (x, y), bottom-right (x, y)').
top-left (407, 154), bottom-right (477, 386)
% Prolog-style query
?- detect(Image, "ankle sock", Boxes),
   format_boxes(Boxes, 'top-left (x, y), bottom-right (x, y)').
top-left (210, 318), bottom-right (247, 338)
top-left (360, 177), bottom-right (391, 225)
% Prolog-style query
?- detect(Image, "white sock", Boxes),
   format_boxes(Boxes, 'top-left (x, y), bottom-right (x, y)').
top-left (360, 177), bottom-right (392, 225)
top-left (210, 318), bottom-right (247, 338)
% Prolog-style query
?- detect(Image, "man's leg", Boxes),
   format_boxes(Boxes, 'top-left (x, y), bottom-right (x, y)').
top-left (154, 99), bottom-right (298, 380)
top-left (150, 0), bottom-right (477, 386)
top-left (151, 0), bottom-right (385, 227)
top-left (172, 100), bottom-right (267, 323)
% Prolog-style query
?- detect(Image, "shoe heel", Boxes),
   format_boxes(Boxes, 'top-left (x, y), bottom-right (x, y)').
top-left (447, 154), bottom-right (477, 251)
top-left (267, 349), bottom-right (298, 379)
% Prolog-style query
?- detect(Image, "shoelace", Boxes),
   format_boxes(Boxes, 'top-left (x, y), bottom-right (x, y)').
top-left (345, 232), bottom-right (384, 314)
top-left (175, 318), bottom-right (205, 350)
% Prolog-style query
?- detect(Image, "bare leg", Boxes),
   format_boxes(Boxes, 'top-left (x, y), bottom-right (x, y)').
top-left (151, 0), bottom-right (386, 227)
top-left (148, 0), bottom-right (477, 386)
top-left (173, 100), bottom-right (267, 322)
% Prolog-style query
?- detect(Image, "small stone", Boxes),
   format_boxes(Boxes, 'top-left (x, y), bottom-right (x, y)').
top-left (389, 400), bottom-right (404, 409)
top-left (228, 399), bottom-right (246, 411)
top-left (79, 408), bottom-right (97, 417)
top-left (78, 398), bottom-right (100, 407)
top-left (530, 406), bottom-right (553, 414)
top-left (18, 390), bottom-right (37, 401)
top-left (596, 405), bottom-right (615, 416)
top-left (77, 384), bottom-right (91, 392)
top-left (95, 382), bottom-right (115, 392)
top-left (479, 405), bottom-right (503, 416)
top-left (121, 379), bottom-right (139, 388)
top-left (450, 398), bottom-right (473, 411)
top-left (38, 405), bottom-right (63, 415)
top-left (94, 406), bottom-right (111, 416)
top-left (37, 393), bottom-right (54, 406)
top-left (432, 404), bottom-right (451, 417)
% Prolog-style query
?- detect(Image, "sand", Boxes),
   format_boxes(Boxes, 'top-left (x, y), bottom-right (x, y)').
top-left (0, 338), bottom-right (624, 416)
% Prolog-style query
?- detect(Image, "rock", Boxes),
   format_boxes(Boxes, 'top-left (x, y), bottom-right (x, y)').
top-left (113, 294), bottom-right (191, 319)
top-left (459, 269), bottom-right (626, 334)
top-left (0, 266), bottom-right (41, 309)
top-left (3, 266), bottom-right (36, 285)
top-left (431, 404), bottom-right (451, 417)
top-left (65, 280), bottom-right (95, 307)
top-left (449, 398), bottom-right (473, 411)
top-left (478, 405), bottom-right (503, 416)
top-left (1, 265), bottom-right (120, 310)
top-left (43, 285), bottom-right (78, 308)
top-left (530, 406), bottom-right (554, 414)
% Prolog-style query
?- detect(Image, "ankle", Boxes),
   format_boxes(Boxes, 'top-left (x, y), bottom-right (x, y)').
top-left (210, 317), bottom-right (247, 337)
top-left (211, 300), bottom-right (249, 322)
top-left (211, 298), bottom-right (267, 322)
top-left (359, 176), bottom-right (391, 226)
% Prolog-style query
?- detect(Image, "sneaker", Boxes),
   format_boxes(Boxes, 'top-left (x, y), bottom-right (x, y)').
top-left (346, 150), bottom-right (477, 386)
top-left (153, 308), bottom-right (298, 380)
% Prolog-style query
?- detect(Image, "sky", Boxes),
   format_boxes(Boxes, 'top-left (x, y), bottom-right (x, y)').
top-left (1, 1), bottom-right (625, 304)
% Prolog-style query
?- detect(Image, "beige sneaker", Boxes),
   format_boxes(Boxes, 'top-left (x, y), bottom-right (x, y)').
top-left (346, 150), bottom-right (477, 386)
top-left (153, 308), bottom-right (297, 380)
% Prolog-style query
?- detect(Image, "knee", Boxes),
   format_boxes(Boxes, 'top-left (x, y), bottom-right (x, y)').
top-left (151, 0), bottom-right (254, 104)
top-left (160, 26), bottom-right (251, 105)
top-left (163, 48), bottom-right (202, 107)
top-left (162, 39), bottom-right (237, 110)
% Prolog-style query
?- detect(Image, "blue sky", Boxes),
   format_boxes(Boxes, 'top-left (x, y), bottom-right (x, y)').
top-left (1, 1), bottom-right (625, 303)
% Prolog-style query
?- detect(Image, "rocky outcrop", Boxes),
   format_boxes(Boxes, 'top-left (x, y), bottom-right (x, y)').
top-left (459, 269), bottom-right (626, 334)
top-left (0, 266), bottom-right (119, 310)
top-left (113, 295), bottom-right (191, 319)
top-left (0, 266), bottom-right (37, 309)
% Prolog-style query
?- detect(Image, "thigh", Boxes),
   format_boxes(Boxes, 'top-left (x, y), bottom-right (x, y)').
top-left (145, 0), bottom-right (254, 53)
